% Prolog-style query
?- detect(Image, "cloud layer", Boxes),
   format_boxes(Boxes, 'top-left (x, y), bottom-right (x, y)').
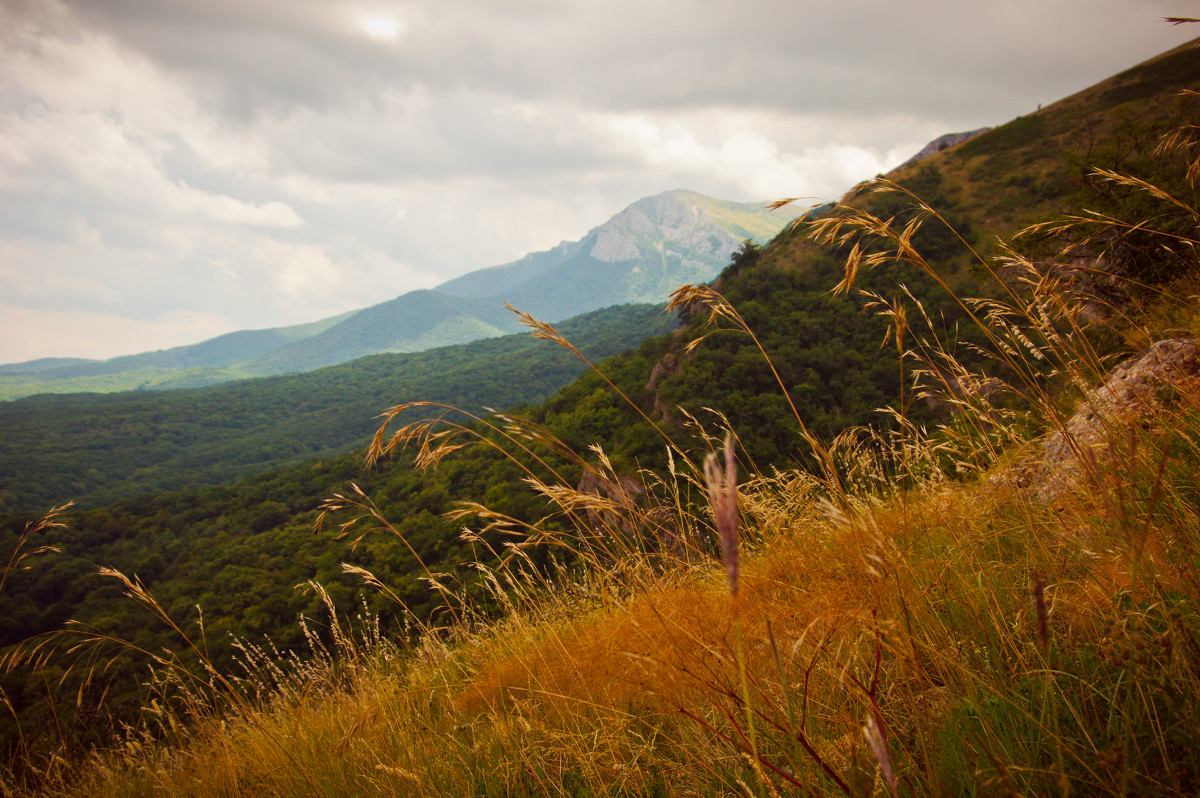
top-left (0, 0), bottom-right (1193, 361)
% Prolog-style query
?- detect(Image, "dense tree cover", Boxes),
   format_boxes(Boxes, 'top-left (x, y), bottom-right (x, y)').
top-left (0, 307), bottom-right (678, 761)
top-left (0, 304), bottom-right (677, 514)
top-left (0, 435), bottom-right (577, 759)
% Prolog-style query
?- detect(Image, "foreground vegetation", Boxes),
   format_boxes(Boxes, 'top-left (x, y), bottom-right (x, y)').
top-left (4, 35), bottom-right (1200, 798)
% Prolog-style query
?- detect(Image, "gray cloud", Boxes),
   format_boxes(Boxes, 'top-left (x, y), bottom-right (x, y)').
top-left (54, 0), bottom-right (1187, 115)
top-left (0, 0), bottom-right (1194, 361)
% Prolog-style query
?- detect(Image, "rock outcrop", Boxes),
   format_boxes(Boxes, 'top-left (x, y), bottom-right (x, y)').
top-left (1018, 338), bottom-right (1200, 504)
top-left (900, 128), bottom-right (991, 169)
top-left (588, 191), bottom-right (736, 265)
top-left (645, 351), bottom-right (682, 422)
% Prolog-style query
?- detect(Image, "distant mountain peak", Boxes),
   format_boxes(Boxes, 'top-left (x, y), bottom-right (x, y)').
top-left (0, 190), bottom-right (793, 397)
top-left (438, 189), bottom-right (791, 299)
top-left (590, 190), bottom-right (738, 263)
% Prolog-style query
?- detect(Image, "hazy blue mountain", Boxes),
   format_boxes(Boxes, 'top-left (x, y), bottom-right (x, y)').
top-left (438, 190), bottom-right (792, 314)
top-left (241, 190), bottom-right (793, 375)
top-left (0, 357), bottom-right (94, 375)
top-left (0, 312), bottom-right (356, 382)
top-left (436, 240), bottom-right (575, 298)
top-left (237, 291), bottom-right (524, 376)
top-left (0, 189), bottom-right (792, 398)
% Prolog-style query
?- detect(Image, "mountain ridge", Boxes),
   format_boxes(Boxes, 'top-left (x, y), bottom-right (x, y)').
top-left (0, 189), bottom-right (791, 400)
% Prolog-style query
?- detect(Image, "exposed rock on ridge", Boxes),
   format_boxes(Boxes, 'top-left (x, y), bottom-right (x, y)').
top-left (589, 192), bottom-right (736, 265)
top-left (645, 351), bottom-right (682, 423)
top-left (901, 128), bottom-right (991, 169)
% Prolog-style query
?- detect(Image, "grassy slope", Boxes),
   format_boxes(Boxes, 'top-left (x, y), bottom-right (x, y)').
top-left (23, 183), bottom-right (1200, 794)
top-left (44, 428), bottom-right (1200, 795)
top-left (674, 188), bottom-right (799, 240)
top-left (5, 38), bottom-right (1200, 797)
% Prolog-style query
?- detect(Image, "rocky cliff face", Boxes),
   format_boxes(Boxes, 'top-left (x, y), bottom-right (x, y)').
top-left (644, 350), bottom-right (682, 423)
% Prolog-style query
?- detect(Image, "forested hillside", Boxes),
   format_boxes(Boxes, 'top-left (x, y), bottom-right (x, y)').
top-left (0, 304), bottom-right (676, 514)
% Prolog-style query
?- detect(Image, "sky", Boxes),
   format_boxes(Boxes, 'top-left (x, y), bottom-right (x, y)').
top-left (0, 0), bottom-right (1195, 364)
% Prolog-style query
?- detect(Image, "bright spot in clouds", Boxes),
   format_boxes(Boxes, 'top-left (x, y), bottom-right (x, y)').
top-left (360, 15), bottom-right (405, 41)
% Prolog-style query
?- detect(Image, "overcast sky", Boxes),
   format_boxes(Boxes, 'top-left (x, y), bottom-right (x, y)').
top-left (0, 0), bottom-right (1194, 364)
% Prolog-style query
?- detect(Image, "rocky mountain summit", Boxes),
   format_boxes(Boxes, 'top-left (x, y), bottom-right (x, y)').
top-left (0, 190), bottom-right (791, 398)
top-left (589, 191), bottom-right (747, 264)
top-left (431, 189), bottom-right (793, 328)
top-left (439, 190), bottom-right (791, 312)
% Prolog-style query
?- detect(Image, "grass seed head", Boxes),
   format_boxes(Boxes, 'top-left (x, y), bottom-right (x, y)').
top-left (704, 433), bottom-right (739, 598)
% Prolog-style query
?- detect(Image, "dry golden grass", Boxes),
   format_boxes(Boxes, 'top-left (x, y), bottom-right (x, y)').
top-left (11, 398), bottom-right (1200, 795)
